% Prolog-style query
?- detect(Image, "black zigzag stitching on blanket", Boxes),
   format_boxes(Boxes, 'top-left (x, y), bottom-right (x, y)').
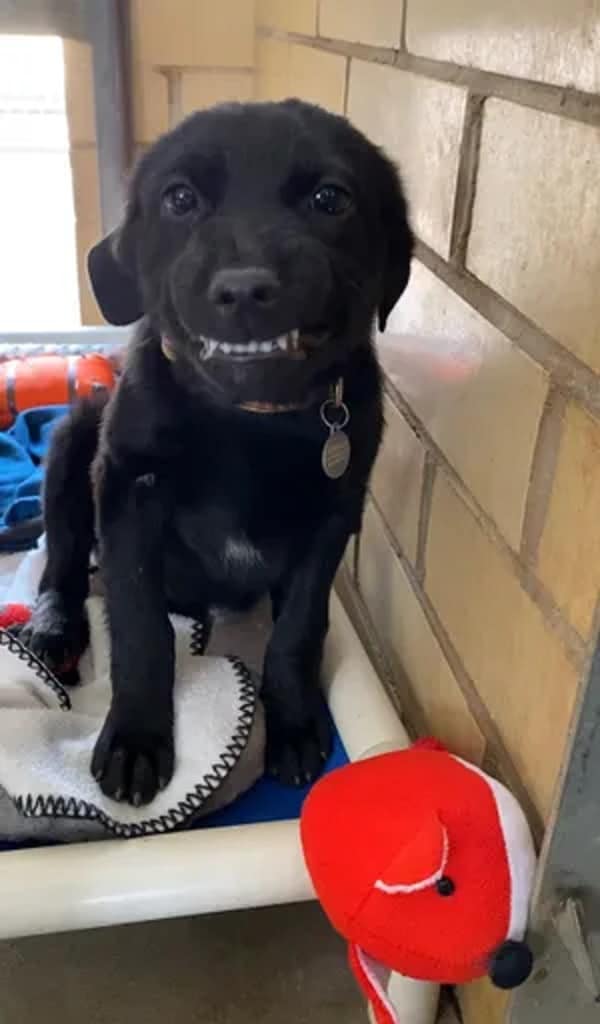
top-left (190, 618), bottom-right (208, 656)
top-left (14, 655), bottom-right (258, 838)
top-left (0, 629), bottom-right (71, 710)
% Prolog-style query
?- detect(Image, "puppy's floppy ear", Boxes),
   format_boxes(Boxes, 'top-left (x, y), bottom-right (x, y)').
top-left (375, 150), bottom-right (414, 333)
top-left (87, 215), bottom-right (144, 326)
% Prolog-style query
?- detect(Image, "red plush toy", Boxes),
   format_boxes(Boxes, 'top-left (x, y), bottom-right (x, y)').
top-left (301, 740), bottom-right (537, 1023)
top-left (0, 604), bottom-right (31, 630)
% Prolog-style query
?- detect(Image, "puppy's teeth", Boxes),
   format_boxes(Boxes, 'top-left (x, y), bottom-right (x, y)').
top-left (205, 340), bottom-right (218, 358)
top-left (290, 331), bottom-right (299, 351)
top-left (248, 341), bottom-right (259, 353)
top-left (276, 336), bottom-right (288, 351)
top-left (260, 341), bottom-right (272, 353)
top-left (220, 343), bottom-right (232, 354)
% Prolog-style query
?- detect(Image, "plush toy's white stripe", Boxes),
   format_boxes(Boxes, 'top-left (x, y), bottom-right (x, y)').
top-left (454, 757), bottom-right (536, 941)
top-left (355, 946), bottom-right (397, 1024)
top-left (374, 827), bottom-right (449, 894)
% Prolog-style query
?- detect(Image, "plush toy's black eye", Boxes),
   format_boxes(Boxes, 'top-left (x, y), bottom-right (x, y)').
top-left (311, 183), bottom-right (352, 215)
top-left (436, 876), bottom-right (455, 897)
top-left (162, 183), bottom-right (198, 217)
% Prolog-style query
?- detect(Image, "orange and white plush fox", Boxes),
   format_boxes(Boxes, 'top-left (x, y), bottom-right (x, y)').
top-left (301, 739), bottom-right (536, 1024)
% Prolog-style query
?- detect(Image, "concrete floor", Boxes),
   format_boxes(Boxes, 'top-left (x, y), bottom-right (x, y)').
top-left (1, 904), bottom-right (370, 1024)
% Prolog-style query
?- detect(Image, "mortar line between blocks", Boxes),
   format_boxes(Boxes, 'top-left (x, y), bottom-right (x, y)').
top-left (164, 68), bottom-right (183, 131)
top-left (380, 377), bottom-right (587, 670)
top-left (257, 27), bottom-right (600, 127)
top-left (520, 386), bottom-right (567, 569)
top-left (398, 0), bottom-right (408, 53)
top-left (449, 92), bottom-right (485, 267)
top-left (414, 240), bottom-right (600, 422)
top-left (343, 54), bottom-right (351, 114)
top-left (351, 528), bottom-right (361, 583)
top-left (415, 453), bottom-right (436, 584)
top-left (368, 492), bottom-right (545, 843)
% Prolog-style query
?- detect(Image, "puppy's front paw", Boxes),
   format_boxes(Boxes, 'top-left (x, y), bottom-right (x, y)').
top-left (91, 711), bottom-right (174, 807)
top-left (265, 702), bottom-right (332, 787)
top-left (16, 589), bottom-right (88, 683)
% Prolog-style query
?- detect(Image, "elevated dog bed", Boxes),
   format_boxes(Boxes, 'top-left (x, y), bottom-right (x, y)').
top-left (0, 329), bottom-right (438, 1024)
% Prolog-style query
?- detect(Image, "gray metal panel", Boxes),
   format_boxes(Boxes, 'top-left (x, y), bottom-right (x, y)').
top-left (511, 633), bottom-right (600, 1022)
top-left (0, 327), bottom-right (132, 346)
top-left (84, 0), bottom-right (130, 233)
top-left (0, 0), bottom-right (86, 39)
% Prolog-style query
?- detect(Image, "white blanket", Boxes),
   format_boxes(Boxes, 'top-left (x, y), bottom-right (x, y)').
top-left (0, 595), bottom-right (265, 843)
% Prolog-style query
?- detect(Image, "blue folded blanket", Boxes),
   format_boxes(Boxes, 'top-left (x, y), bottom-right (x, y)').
top-left (0, 406), bottom-right (68, 551)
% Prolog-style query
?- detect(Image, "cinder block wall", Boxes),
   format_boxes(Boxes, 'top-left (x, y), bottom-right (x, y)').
top-left (255, 3), bottom-right (600, 1021)
top-left (128, 0), bottom-right (256, 149)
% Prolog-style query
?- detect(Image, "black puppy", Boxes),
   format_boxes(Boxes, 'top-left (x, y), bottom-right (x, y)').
top-left (22, 100), bottom-right (413, 806)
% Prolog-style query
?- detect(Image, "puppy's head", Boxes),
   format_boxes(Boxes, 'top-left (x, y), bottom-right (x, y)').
top-left (89, 100), bottom-right (412, 406)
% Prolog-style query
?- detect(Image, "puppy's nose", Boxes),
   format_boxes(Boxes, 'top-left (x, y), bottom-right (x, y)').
top-left (209, 267), bottom-right (280, 316)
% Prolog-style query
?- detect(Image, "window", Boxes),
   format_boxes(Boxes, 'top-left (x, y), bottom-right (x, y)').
top-left (0, 35), bottom-right (80, 329)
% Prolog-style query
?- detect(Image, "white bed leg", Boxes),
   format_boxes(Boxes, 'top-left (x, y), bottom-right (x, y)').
top-left (367, 977), bottom-right (439, 1023)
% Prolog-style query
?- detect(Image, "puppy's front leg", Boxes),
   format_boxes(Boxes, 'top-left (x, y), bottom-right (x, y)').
top-left (91, 460), bottom-right (175, 806)
top-left (264, 515), bottom-right (351, 786)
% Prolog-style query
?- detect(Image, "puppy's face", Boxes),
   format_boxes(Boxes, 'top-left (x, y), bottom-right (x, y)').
top-left (89, 100), bottom-right (412, 406)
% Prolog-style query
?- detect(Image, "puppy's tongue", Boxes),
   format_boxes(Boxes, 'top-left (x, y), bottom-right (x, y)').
top-left (349, 945), bottom-right (399, 1024)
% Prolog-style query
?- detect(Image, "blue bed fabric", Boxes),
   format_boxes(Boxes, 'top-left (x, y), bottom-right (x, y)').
top-left (201, 724), bottom-right (348, 829)
top-left (0, 406), bottom-right (68, 551)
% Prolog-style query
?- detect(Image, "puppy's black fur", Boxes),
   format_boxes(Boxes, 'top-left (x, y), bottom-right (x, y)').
top-left (23, 100), bottom-right (413, 805)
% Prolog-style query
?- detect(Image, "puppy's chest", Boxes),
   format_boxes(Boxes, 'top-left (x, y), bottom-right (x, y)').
top-left (171, 499), bottom-right (278, 591)
top-left (170, 446), bottom-right (326, 580)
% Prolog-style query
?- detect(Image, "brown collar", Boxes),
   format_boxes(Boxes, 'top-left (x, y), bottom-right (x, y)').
top-left (161, 335), bottom-right (335, 415)
top-left (236, 399), bottom-right (310, 414)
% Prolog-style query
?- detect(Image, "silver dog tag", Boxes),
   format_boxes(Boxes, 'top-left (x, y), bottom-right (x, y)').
top-left (321, 378), bottom-right (351, 480)
top-left (322, 429), bottom-right (351, 479)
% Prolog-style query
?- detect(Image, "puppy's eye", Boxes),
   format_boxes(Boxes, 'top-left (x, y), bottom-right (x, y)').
top-left (311, 183), bottom-right (352, 216)
top-left (162, 183), bottom-right (199, 217)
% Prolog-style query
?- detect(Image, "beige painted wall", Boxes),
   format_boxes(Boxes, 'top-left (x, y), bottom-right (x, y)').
top-left (63, 1), bottom-right (256, 324)
top-left (255, 2), bottom-right (600, 1022)
top-left (128, 0), bottom-right (256, 145)
top-left (63, 38), bottom-right (102, 325)
top-left (65, 6), bottom-right (600, 1016)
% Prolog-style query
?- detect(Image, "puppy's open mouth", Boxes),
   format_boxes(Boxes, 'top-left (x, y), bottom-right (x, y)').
top-left (200, 330), bottom-right (301, 361)
top-left (197, 328), bottom-right (328, 362)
